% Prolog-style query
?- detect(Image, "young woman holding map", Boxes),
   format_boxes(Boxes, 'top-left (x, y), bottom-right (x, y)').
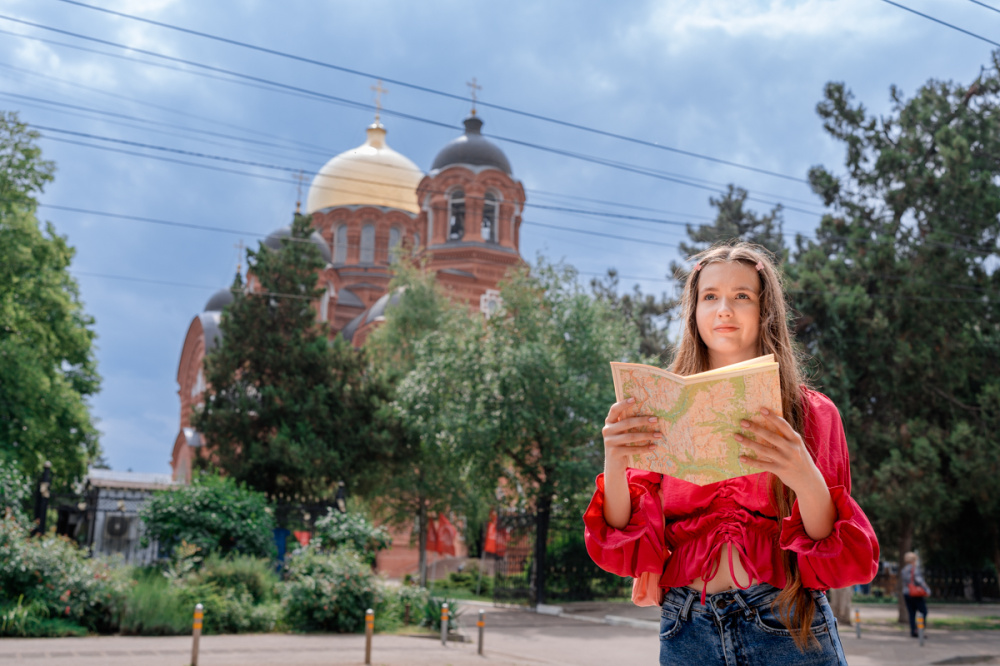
top-left (584, 243), bottom-right (878, 665)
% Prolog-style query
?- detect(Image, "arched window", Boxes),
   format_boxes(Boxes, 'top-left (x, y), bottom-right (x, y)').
top-left (334, 224), bottom-right (348, 263)
top-left (388, 227), bottom-right (401, 260)
top-left (360, 223), bottom-right (375, 263)
top-left (448, 189), bottom-right (465, 241)
top-left (482, 192), bottom-right (499, 242)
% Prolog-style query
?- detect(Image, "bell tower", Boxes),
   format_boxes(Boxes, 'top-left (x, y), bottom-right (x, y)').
top-left (417, 113), bottom-right (526, 308)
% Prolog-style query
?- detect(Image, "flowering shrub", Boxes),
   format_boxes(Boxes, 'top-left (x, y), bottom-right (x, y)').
top-left (0, 520), bottom-right (127, 635)
top-left (0, 466), bottom-right (30, 528)
top-left (140, 474), bottom-right (275, 558)
top-left (282, 547), bottom-right (381, 632)
top-left (312, 509), bottom-right (391, 567)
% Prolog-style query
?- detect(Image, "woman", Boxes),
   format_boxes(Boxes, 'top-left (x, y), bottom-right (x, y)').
top-left (901, 551), bottom-right (931, 637)
top-left (584, 243), bottom-right (879, 665)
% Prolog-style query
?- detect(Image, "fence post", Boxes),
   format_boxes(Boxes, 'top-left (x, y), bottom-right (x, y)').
top-left (917, 615), bottom-right (925, 647)
top-left (440, 602), bottom-right (449, 646)
top-left (477, 609), bottom-right (485, 656)
top-left (364, 608), bottom-right (374, 665)
top-left (190, 603), bottom-right (203, 666)
top-left (854, 608), bottom-right (861, 639)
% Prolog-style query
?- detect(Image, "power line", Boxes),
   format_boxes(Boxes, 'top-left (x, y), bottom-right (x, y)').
top-left (36, 129), bottom-right (998, 259)
top-left (0, 22), bottom-right (820, 214)
top-left (51, 0), bottom-right (809, 185)
top-left (41, 202), bottom-right (1000, 297)
top-left (968, 0), bottom-right (1000, 16)
top-left (880, 0), bottom-right (1000, 49)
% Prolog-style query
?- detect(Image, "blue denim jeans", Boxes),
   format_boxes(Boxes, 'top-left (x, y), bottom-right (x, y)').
top-left (659, 584), bottom-right (848, 666)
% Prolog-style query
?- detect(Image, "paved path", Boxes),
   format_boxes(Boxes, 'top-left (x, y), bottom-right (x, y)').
top-left (1, 601), bottom-right (998, 665)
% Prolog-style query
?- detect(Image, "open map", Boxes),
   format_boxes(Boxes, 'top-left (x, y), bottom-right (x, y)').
top-left (610, 356), bottom-right (782, 486)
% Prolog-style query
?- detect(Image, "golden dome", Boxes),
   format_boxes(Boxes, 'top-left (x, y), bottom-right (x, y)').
top-left (306, 123), bottom-right (423, 215)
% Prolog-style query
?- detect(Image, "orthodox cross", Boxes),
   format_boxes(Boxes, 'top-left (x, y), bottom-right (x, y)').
top-left (467, 77), bottom-right (482, 116)
top-left (371, 79), bottom-right (387, 123)
top-left (294, 169), bottom-right (306, 214)
top-left (234, 239), bottom-right (245, 275)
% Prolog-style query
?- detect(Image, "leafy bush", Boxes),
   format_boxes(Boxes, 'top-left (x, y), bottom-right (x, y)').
top-left (0, 466), bottom-right (30, 528)
top-left (431, 565), bottom-right (493, 597)
top-left (118, 570), bottom-right (190, 636)
top-left (0, 596), bottom-right (87, 637)
top-left (421, 595), bottom-right (460, 633)
top-left (197, 551), bottom-right (278, 604)
top-left (0, 520), bottom-right (128, 635)
top-left (282, 547), bottom-right (381, 632)
top-left (140, 474), bottom-right (275, 559)
top-left (312, 509), bottom-right (391, 567)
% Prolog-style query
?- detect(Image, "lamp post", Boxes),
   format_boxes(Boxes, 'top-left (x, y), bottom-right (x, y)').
top-left (30, 461), bottom-right (52, 536)
top-left (335, 480), bottom-right (347, 514)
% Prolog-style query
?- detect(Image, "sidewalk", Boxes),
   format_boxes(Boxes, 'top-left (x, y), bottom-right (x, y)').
top-left (0, 601), bottom-right (997, 665)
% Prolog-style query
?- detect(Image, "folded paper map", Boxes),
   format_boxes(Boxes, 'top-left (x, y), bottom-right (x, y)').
top-left (610, 355), bottom-right (782, 485)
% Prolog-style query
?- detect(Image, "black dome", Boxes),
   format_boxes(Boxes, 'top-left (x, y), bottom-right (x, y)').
top-left (204, 288), bottom-right (235, 312)
top-left (431, 116), bottom-right (512, 175)
top-left (262, 226), bottom-right (332, 264)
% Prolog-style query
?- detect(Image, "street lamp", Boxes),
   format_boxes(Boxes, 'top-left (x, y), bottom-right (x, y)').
top-left (335, 480), bottom-right (347, 514)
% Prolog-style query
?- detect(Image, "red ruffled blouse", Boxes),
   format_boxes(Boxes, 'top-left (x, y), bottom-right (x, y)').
top-left (584, 388), bottom-right (879, 604)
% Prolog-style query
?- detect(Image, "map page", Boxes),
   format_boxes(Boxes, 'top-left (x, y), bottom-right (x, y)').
top-left (610, 355), bottom-right (782, 485)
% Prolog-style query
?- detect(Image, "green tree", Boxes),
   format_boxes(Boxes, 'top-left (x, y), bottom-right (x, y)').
top-left (399, 261), bottom-right (640, 605)
top-left (363, 259), bottom-right (476, 586)
top-left (590, 269), bottom-right (675, 361)
top-left (193, 214), bottom-right (381, 503)
top-left (140, 473), bottom-right (275, 558)
top-left (0, 111), bottom-right (101, 486)
top-left (789, 65), bottom-right (1000, 615)
top-left (680, 184), bottom-right (787, 259)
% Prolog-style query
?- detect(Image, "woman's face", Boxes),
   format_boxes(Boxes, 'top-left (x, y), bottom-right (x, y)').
top-left (695, 261), bottom-right (762, 370)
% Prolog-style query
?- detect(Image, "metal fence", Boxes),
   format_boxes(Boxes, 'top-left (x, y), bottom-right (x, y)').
top-left (869, 567), bottom-right (1000, 602)
top-left (491, 510), bottom-right (536, 604)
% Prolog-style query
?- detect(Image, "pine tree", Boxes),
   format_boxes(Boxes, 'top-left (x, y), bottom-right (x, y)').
top-left (193, 214), bottom-right (381, 503)
top-left (790, 65), bottom-right (1000, 614)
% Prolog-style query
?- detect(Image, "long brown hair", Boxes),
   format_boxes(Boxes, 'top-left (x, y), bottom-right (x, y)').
top-left (671, 241), bottom-right (816, 651)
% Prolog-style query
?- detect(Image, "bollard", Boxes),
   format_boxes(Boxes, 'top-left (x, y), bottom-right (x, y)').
top-left (477, 609), bottom-right (485, 656)
top-left (364, 608), bottom-right (374, 665)
top-left (917, 615), bottom-right (925, 647)
top-left (441, 602), bottom-right (449, 646)
top-left (854, 608), bottom-right (861, 639)
top-left (190, 603), bottom-right (203, 666)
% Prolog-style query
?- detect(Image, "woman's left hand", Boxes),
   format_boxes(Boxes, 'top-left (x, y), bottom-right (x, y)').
top-left (734, 407), bottom-right (825, 495)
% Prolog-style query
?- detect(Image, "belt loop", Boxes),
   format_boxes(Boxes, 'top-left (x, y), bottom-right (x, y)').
top-left (733, 590), bottom-right (754, 620)
top-left (680, 589), bottom-right (697, 622)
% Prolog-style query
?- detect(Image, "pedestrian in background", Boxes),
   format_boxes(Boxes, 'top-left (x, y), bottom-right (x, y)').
top-left (901, 551), bottom-right (931, 638)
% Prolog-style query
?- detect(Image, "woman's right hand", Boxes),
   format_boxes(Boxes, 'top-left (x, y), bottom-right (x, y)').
top-left (601, 398), bottom-right (661, 529)
top-left (601, 398), bottom-right (661, 471)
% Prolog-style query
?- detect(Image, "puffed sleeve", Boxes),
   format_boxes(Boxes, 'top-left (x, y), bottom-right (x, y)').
top-left (583, 468), bottom-right (670, 578)
top-left (777, 389), bottom-right (880, 590)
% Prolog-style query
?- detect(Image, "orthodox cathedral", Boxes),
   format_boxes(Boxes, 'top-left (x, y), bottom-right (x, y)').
top-left (170, 107), bottom-right (526, 498)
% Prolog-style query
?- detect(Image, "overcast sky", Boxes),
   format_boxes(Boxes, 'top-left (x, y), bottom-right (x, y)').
top-left (0, 0), bottom-right (995, 475)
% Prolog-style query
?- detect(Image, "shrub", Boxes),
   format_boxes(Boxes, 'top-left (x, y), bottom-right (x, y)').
top-left (421, 595), bottom-right (460, 633)
top-left (0, 466), bottom-right (30, 528)
top-left (282, 547), bottom-right (381, 632)
top-left (197, 552), bottom-right (278, 604)
top-left (140, 474), bottom-right (275, 559)
top-left (0, 596), bottom-right (87, 637)
top-left (0, 520), bottom-right (128, 635)
top-left (118, 570), bottom-right (190, 636)
top-left (312, 509), bottom-right (391, 567)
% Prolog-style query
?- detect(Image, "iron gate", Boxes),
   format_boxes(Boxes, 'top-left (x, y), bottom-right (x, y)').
top-left (491, 510), bottom-right (536, 605)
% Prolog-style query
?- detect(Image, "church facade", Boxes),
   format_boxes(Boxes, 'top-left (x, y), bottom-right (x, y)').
top-left (169, 112), bottom-right (525, 574)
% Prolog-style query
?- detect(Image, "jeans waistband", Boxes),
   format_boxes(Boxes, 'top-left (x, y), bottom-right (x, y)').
top-left (663, 583), bottom-right (825, 620)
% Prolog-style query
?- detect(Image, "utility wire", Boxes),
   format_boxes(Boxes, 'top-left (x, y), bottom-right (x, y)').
top-left (880, 0), bottom-right (1000, 48)
top-left (0, 24), bottom-right (822, 213)
top-left (51, 0), bottom-right (808, 184)
top-left (35, 131), bottom-right (998, 258)
top-left (968, 0), bottom-right (1000, 15)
